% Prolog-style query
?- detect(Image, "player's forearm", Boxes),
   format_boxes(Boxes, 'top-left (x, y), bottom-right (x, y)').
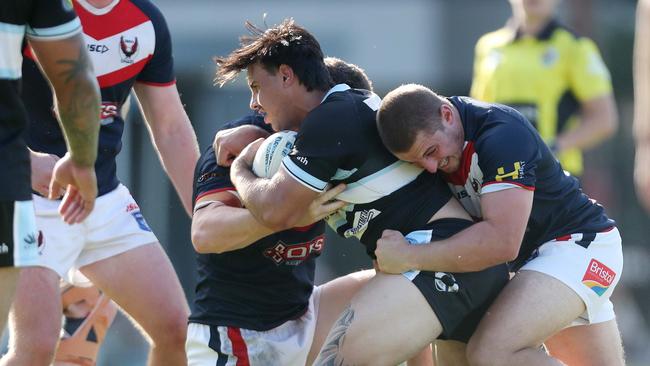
top-left (230, 160), bottom-right (301, 231)
top-left (410, 221), bottom-right (519, 272)
top-left (556, 95), bottom-right (618, 153)
top-left (191, 205), bottom-right (274, 253)
top-left (152, 123), bottom-right (200, 217)
top-left (51, 47), bottom-right (100, 167)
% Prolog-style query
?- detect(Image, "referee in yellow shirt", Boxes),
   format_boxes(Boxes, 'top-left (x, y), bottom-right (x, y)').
top-left (471, 0), bottom-right (618, 177)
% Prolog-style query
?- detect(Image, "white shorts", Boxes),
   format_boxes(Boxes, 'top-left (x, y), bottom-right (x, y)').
top-left (0, 200), bottom-right (40, 268)
top-left (520, 227), bottom-right (623, 325)
top-left (32, 184), bottom-right (157, 284)
top-left (186, 286), bottom-right (322, 366)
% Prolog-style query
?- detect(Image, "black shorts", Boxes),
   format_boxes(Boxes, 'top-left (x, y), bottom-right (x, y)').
top-left (407, 218), bottom-right (509, 342)
top-left (0, 200), bottom-right (38, 268)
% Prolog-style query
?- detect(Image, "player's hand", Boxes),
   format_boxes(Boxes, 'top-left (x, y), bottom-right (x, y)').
top-left (375, 229), bottom-right (415, 274)
top-left (213, 125), bottom-right (270, 167)
top-left (295, 183), bottom-right (347, 227)
top-left (635, 144), bottom-right (650, 213)
top-left (30, 151), bottom-right (64, 198)
top-left (49, 153), bottom-right (98, 224)
top-left (233, 138), bottom-right (265, 169)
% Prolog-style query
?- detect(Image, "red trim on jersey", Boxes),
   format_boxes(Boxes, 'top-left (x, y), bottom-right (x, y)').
top-left (555, 234), bottom-right (572, 241)
top-left (195, 187), bottom-right (236, 202)
top-left (482, 181), bottom-right (535, 191)
top-left (73, 0), bottom-right (149, 40)
top-left (136, 79), bottom-right (176, 87)
top-left (443, 142), bottom-right (475, 185)
top-left (292, 223), bottom-right (316, 232)
top-left (227, 327), bottom-right (250, 366)
top-left (97, 56), bottom-right (151, 88)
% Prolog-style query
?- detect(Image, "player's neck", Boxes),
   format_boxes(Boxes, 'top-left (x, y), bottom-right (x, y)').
top-left (297, 89), bottom-right (327, 119)
top-left (517, 15), bottom-right (552, 37)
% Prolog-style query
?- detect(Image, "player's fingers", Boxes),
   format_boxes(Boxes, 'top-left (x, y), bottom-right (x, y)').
top-left (380, 229), bottom-right (398, 238)
top-left (49, 180), bottom-right (63, 200)
top-left (320, 200), bottom-right (346, 215)
top-left (318, 183), bottom-right (347, 202)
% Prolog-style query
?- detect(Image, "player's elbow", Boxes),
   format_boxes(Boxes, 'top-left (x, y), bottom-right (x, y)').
top-left (191, 225), bottom-right (225, 254)
top-left (496, 239), bottom-right (521, 263)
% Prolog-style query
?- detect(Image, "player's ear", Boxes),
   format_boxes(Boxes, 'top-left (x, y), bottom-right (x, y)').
top-left (278, 64), bottom-right (294, 86)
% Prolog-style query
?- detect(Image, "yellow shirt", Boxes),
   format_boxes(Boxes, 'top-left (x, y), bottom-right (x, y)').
top-left (470, 20), bottom-right (612, 176)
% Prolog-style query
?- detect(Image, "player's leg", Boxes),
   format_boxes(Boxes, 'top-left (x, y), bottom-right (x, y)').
top-left (467, 271), bottom-right (584, 366)
top-left (434, 340), bottom-right (469, 366)
top-left (544, 319), bottom-right (624, 366)
top-left (313, 272), bottom-right (443, 366)
top-left (80, 243), bottom-right (189, 366)
top-left (306, 269), bottom-right (375, 364)
top-left (1, 197), bottom-right (80, 366)
top-left (1, 266), bottom-right (63, 366)
top-left (54, 284), bottom-right (119, 366)
top-left (467, 228), bottom-right (624, 366)
top-left (0, 200), bottom-right (40, 332)
top-left (0, 267), bottom-right (19, 331)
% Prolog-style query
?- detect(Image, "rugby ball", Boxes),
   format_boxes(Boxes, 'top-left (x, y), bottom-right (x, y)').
top-left (252, 131), bottom-right (297, 178)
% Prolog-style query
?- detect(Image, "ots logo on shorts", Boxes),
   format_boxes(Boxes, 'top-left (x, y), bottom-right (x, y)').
top-left (130, 212), bottom-right (152, 232)
top-left (263, 235), bottom-right (324, 265)
top-left (434, 272), bottom-right (459, 293)
top-left (582, 258), bottom-right (616, 296)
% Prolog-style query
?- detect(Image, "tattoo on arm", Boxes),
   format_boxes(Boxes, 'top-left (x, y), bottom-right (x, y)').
top-left (313, 306), bottom-right (355, 366)
top-left (55, 45), bottom-right (99, 166)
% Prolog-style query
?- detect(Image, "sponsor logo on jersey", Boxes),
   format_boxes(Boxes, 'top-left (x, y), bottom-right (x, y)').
top-left (88, 44), bottom-right (109, 54)
top-left (119, 36), bottom-right (139, 64)
top-left (582, 258), bottom-right (616, 296)
top-left (264, 235), bottom-right (324, 265)
top-left (130, 211), bottom-right (152, 232)
top-left (434, 272), bottom-right (459, 293)
top-left (100, 102), bottom-right (118, 125)
top-left (0, 243), bottom-right (8, 254)
top-left (495, 161), bottom-right (525, 182)
top-left (23, 232), bottom-right (36, 250)
top-left (296, 156), bottom-right (308, 166)
top-left (126, 203), bottom-right (140, 213)
top-left (344, 209), bottom-right (381, 238)
top-left (37, 230), bottom-right (45, 254)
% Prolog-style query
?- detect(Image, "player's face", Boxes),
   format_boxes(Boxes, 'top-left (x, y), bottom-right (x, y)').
top-left (395, 109), bottom-right (464, 174)
top-left (247, 63), bottom-right (299, 132)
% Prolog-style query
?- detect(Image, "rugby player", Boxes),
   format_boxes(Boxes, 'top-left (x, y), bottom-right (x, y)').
top-left (214, 19), bottom-right (509, 365)
top-left (375, 84), bottom-right (624, 366)
top-left (2, 0), bottom-right (200, 365)
top-left (0, 0), bottom-right (100, 333)
top-left (188, 57), bottom-right (441, 366)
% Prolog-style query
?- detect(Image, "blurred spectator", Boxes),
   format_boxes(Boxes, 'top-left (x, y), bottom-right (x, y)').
top-left (634, 0), bottom-right (650, 213)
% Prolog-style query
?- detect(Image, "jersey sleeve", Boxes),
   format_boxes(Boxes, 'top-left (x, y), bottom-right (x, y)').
top-left (26, 0), bottom-right (81, 41)
top-left (135, 2), bottom-right (174, 85)
top-left (476, 114), bottom-right (539, 194)
top-left (282, 101), bottom-right (356, 192)
top-left (569, 38), bottom-right (612, 102)
top-left (192, 146), bottom-right (236, 206)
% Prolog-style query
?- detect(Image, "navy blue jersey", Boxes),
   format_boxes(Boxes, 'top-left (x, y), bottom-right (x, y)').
top-left (189, 114), bottom-right (324, 331)
top-left (0, 0), bottom-right (81, 201)
top-left (21, 0), bottom-right (174, 197)
top-left (444, 96), bottom-right (614, 269)
top-left (283, 84), bottom-right (453, 257)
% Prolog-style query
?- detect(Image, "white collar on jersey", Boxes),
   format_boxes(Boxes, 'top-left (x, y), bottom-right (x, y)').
top-left (321, 83), bottom-right (351, 103)
top-left (75, 0), bottom-right (121, 16)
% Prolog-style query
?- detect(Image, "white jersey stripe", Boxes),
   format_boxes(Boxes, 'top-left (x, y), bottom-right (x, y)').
top-left (0, 22), bottom-right (26, 79)
top-left (282, 158), bottom-right (328, 192)
top-left (26, 17), bottom-right (82, 41)
top-left (336, 161), bottom-right (423, 204)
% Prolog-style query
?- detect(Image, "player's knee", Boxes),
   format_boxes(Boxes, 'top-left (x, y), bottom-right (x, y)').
top-left (7, 334), bottom-right (58, 364)
top-left (466, 335), bottom-right (506, 366)
top-left (150, 308), bottom-right (188, 348)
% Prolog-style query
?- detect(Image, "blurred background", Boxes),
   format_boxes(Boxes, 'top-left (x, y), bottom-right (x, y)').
top-left (12, 0), bottom-right (649, 364)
